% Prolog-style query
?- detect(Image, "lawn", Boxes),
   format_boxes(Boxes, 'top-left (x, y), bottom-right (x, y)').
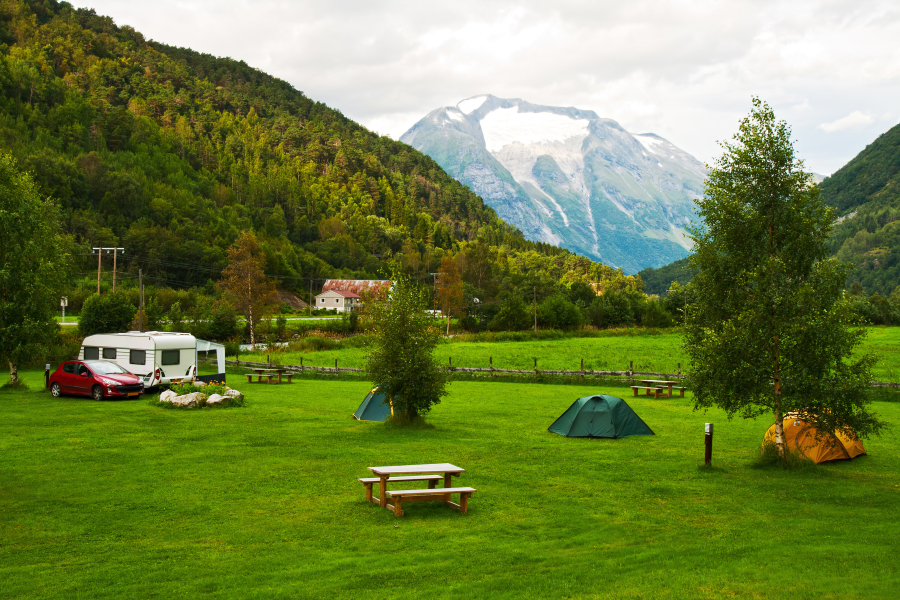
top-left (240, 326), bottom-right (900, 382)
top-left (2, 369), bottom-right (898, 598)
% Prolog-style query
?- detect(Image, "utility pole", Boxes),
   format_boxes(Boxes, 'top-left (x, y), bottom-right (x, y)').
top-left (138, 269), bottom-right (143, 332)
top-left (534, 286), bottom-right (537, 333)
top-left (309, 279), bottom-right (312, 316)
top-left (92, 247), bottom-right (125, 294)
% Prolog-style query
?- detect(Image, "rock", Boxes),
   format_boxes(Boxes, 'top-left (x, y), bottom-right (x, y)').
top-left (170, 392), bottom-right (207, 408)
top-left (224, 388), bottom-right (244, 400)
top-left (195, 380), bottom-right (207, 387)
top-left (159, 389), bottom-right (177, 403)
top-left (206, 393), bottom-right (227, 406)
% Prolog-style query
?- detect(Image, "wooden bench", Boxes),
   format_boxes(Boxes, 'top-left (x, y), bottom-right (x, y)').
top-left (386, 487), bottom-right (477, 517)
top-left (358, 475), bottom-right (443, 504)
top-left (282, 373), bottom-right (293, 384)
top-left (672, 386), bottom-right (686, 397)
top-left (631, 386), bottom-right (663, 398)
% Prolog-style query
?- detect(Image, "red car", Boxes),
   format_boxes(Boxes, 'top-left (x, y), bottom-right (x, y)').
top-left (49, 360), bottom-right (145, 400)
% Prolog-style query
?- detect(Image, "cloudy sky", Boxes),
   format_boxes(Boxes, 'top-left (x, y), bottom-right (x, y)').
top-left (85, 0), bottom-right (900, 175)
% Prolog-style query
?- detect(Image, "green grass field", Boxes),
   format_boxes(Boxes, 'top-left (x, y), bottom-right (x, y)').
top-left (2, 369), bottom-right (898, 598)
top-left (241, 326), bottom-right (900, 382)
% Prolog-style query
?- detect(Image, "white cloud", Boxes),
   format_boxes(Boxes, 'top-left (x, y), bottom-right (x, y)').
top-left (819, 111), bottom-right (875, 133)
top-left (81, 0), bottom-right (900, 174)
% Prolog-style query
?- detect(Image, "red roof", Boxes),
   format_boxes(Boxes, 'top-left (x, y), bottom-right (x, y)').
top-left (331, 290), bottom-right (361, 299)
top-left (322, 279), bottom-right (390, 295)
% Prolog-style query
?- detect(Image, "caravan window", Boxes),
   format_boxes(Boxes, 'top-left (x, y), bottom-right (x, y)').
top-left (102, 348), bottom-right (116, 359)
top-left (130, 350), bottom-right (146, 365)
top-left (161, 349), bottom-right (180, 365)
top-left (83, 347), bottom-right (99, 360)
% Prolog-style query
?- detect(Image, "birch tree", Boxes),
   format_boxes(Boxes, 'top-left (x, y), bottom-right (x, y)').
top-left (217, 231), bottom-right (278, 350)
top-left (684, 98), bottom-right (882, 461)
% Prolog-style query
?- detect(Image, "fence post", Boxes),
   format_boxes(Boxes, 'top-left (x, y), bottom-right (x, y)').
top-left (449, 356), bottom-right (452, 371)
top-left (629, 360), bottom-right (633, 382)
top-left (678, 362), bottom-right (681, 377)
top-left (534, 357), bottom-right (538, 380)
top-left (581, 358), bottom-right (584, 380)
top-left (300, 356), bottom-right (304, 373)
top-left (490, 356), bottom-right (493, 378)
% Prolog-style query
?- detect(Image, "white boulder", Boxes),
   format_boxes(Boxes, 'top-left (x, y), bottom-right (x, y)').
top-left (206, 393), bottom-right (227, 406)
top-left (159, 389), bottom-right (178, 403)
top-left (170, 392), bottom-right (207, 408)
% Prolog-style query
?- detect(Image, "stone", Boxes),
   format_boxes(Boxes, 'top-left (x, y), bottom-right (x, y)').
top-left (223, 388), bottom-right (244, 401)
top-left (195, 380), bottom-right (207, 387)
top-left (159, 389), bottom-right (177, 403)
top-left (170, 392), bottom-right (207, 408)
top-left (206, 393), bottom-right (227, 406)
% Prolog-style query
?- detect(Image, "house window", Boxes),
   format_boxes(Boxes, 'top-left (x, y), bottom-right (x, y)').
top-left (335, 299), bottom-right (339, 304)
top-left (102, 348), bottom-right (116, 359)
top-left (321, 299), bottom-right (325, 303)
top-left (83, 346), bottom-right (99, 360)
top-left (130, 350), bottom-right (146, 365)
top-left (161, 350), bottom-right (180, 365)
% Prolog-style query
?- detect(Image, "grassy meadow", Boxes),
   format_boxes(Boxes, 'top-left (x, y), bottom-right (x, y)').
top-left (242, 326), bottom-right (900, 382)
top-left (2, 367), bottom-right (899, 599)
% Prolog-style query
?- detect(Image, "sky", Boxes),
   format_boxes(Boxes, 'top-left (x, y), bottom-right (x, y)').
top-left (83, 0), bottom-right (900, 175)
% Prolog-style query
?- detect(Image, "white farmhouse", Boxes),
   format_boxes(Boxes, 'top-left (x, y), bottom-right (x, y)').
top-left (314, 289), bottom-right (361, 313)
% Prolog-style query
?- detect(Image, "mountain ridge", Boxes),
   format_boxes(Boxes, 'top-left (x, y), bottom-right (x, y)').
top-left (402, 94), bottom-right (707, 273)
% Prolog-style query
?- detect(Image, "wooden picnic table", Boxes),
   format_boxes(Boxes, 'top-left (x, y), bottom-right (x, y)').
top-left (637, 379), bottom-right (681, 398)
top-left (246, 367), bottom-right (291, 384)
top-left (366, 463), bottom-right (468, 514)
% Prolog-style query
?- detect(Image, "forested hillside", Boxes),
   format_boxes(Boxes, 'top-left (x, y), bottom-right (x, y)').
top-left (0, 0), bottom-right (628, 303)
top-left (636, 257), bottom-right (695, 296)
top-left (821, 122), bottom-right (900, 295)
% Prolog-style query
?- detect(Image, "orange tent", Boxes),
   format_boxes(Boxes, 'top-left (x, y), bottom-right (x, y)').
top-left (763, 414), bottom-right (866, 464)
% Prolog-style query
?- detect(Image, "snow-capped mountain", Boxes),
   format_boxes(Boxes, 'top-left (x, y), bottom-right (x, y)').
top-left (400, 95), bottom-right (707, 273)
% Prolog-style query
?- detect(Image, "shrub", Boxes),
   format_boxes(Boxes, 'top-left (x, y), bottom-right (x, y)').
top-left (79, 292), bottom-right (136, 336)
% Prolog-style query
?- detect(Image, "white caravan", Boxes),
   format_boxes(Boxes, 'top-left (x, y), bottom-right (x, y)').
top-left (79, 332), bottom-right (199, 387)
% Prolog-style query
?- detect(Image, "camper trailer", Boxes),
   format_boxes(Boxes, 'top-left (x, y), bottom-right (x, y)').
top-left (79, 332), bottom-right (199, 387)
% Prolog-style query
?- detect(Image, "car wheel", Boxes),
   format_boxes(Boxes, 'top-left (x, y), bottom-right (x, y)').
top-left (50, 382), bottom-right (62, 397)
top-left (91, 385), bottom-right (104, 401)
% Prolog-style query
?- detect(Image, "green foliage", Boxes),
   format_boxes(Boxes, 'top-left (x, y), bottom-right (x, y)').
top-left (0, 152), bottom-right (69, 383)
top-left (819, 122), bottom-right (900, 213)
top-left (78, 292), bottom-right (135, 336)
top-left (537, 294), bottom-right (582, 329)
top-left (364, 270), bottom-right (448, 420)
top-left (685, 98), bottom-right (883, 457)
top-left (488, 295), bottom-right (532, 331)
top-left (752, 441), bottom-right (816, 470)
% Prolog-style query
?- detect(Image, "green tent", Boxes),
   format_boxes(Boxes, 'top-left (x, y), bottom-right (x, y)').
top-left (353, 387), bottom-right (393, 421)
top-left (548, 395), bottom-right (655, 438)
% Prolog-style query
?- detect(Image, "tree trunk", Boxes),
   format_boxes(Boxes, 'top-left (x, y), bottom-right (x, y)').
top-left (446, 310), bottom-right (451, 336)
top-left (773, 333), bottom-right (785, 460)
top-left (248, 278), bottom-right (255, 350)
top-left (9, 361), bottom-right (19, 385)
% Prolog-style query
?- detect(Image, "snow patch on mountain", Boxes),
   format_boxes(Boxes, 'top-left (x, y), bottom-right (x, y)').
top-left (634, 134), bottom-right (669, 155)
top-left (481, 107), bottom-right (590, 152)
top-left (446, 109), bottom-right (465, 122)
top-left (457, 96), bottom-right (487, 114)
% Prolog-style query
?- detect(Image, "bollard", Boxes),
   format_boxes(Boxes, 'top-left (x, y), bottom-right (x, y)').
top-left (705, 423), bottom-right (714, 465)
top-left (45, 363), bottom-right (50, 389)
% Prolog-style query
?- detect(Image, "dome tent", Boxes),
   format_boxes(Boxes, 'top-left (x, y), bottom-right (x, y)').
top-left (763, 414), bottom-right (866, 464)
top-left (353, 387), bottom-right (393, 422)
top-left (549, 395), bottom-right (655, 438)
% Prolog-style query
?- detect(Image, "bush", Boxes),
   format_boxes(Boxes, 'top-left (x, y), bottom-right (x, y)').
top-left (79, 292), bottom-right (136, 336)
top-left (488, 296), bottom-right (532, 331)
top-left (537, 294), bottom-right (582, 329)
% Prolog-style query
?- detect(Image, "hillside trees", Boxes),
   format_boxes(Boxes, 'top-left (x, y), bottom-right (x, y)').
top-left (684, 99), bottom-right (882, 461)
top-left (79, 292), bottom-right (136, 337)
top-left (436, 256), bottom-right (464, 334)
top-left (0, 153), bottom-right (69, 384)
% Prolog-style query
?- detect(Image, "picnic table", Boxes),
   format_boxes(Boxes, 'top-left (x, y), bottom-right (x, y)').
top-left (245, 368), bottom-right (292, 384)
top-left (635, 379), bottom-right (683, 398)
top-left (361, 463), bottom-right (476, 517)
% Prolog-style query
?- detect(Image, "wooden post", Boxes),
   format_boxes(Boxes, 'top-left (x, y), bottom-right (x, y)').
top-left (705, 423), bottom-right (714, 465)
top-left (629, 360), bottom-right (633, 382)
top-left (96, 249), bottom-right (101, 294)
top-left (300, 356), bottom-right (303, 373)
top-left (678, 362), bottom-right (681, 377)
top-left (490, 356), bottom-right (493, 378)
top-left (533, 286), bottom-right (537, 333)
top-left (581, 358), bottom-right (584, 379)
top-left (534, 357), bottom-right (538, 380)
top-left (335, 358), bottom-right (338, 372)
top-left (449, 356), bottom-right (452, 370)
top-left (112, 248), bottom-right (117, 293)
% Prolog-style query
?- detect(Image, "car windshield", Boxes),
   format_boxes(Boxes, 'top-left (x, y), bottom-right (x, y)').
top-left (85, 361), bottom-right (129, 374)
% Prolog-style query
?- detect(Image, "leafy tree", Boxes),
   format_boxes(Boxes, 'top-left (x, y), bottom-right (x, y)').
top-left (436, 256), bottom-right (465, 335)
top-left (684, 98), bottom-right (882, 461)
top-left (208, 300), bottom-right (239, 341)
top-left (79, 292), bottom-right (136, 337)
top-left (538, 294), bottom-right (582, 329)
top-left (488, 296), bottom-right (532, 331)
top-left (217, 231), bottom-right (278, 349)
top-left (0, 153), bottom-right (69, 384)
top-left (365, 271), bottom-right (448, 422)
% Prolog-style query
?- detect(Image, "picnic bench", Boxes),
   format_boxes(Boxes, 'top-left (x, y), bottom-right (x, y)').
top-left (245, 368), bottom-right (293, 384)
top-left (630, 385), bottom-right (663, 398)
top-left (387, 487), bottom-right (476, 517)
top-left (636, 380), bottom-right (684, 398)
top-left (363, 463), bottom-right (476, 517)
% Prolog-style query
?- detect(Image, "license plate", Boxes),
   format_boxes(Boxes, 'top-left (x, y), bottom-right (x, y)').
top-left (128, 392), bottom-right (139, 397)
